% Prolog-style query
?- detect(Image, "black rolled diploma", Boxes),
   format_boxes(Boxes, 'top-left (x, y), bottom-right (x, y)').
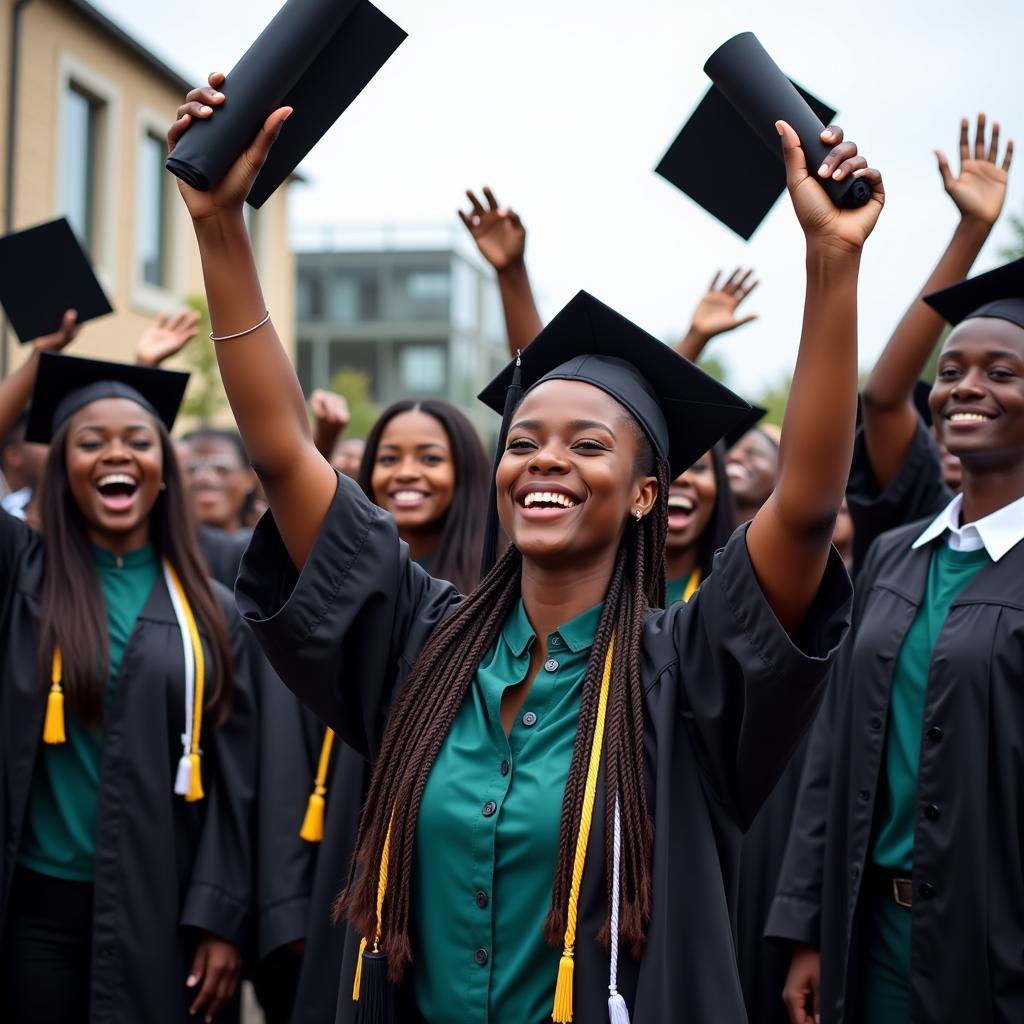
top-left (166, 0), bottom-right (406, 209)
top-left (704, 32), bottom-right (872, 210)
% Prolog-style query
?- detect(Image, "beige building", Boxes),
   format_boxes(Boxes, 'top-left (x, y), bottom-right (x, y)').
top-left (0, 0), bottom-right (295, 415)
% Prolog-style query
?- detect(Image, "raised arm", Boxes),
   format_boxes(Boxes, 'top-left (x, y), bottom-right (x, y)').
top-left (860, 114), bottom-right (1011, 489)
top-left (0, 310), bottom-right (79, 442)
top-left (309, 388), bottom-right (350, 460)
top-left (676, 267), bottom-right (759, 363)
top-left (458, 187), bottom-right (543, 355)
top-left (168, 73), bottom-right (336, 569)
top-left (746, 123), bottom-right (884, 633)
top-left (134, 309), bottom-right (201, 367)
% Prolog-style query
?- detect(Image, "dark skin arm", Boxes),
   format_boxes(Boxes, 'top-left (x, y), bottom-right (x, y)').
top-left (676, 267), bottom-right (759, 362)
top-left (169, 73), bottom-right (336, 569)
top-left (0, 310), bottom-right (80, 442)
top-left (746, 123), bottom-right (885, 633)
top-left (459, 187), bottom-right (543, 355)
top-left (309, 388), bottom-right (350, 460)
top-left (861, 114), bottom-right (1012, 489)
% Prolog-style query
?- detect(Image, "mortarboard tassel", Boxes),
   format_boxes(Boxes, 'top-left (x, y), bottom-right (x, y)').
top-left (301, 727), bottom-right (336, 842)
top-left (480, 350), bottom-right (523, 579)
top-left (42, 647), bottom-right (66, 744)
top-left (682, 568), bottom-right (701, 603)
top-left (607, 794), bottom-right (631, 1024)
top-left (552, 635), bottom-right (615, 1024)
top-left (353, 812), bottom-right (395, 1023)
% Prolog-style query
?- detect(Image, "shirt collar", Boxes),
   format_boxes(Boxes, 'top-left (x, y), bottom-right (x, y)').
top-left (911, 492), bottom-right (1024, 562)
top-left (500, 599), bottom-right (604, 657)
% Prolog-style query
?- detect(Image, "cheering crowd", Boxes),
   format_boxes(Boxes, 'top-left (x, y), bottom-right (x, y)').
top-left (0, 42), bottom-right (1022, 1024)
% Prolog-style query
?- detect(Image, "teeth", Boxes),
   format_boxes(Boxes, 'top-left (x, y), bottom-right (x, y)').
top-left (393, 490), bottom-right (426, 501)
top-left (523, 491), bottom-right (578, 508)
top-left (97, 474), bottom-right (137, 488)
top-left (668, 495), bottom-right (695, 512)
top-left (949, 412), bottom-right (991, 422)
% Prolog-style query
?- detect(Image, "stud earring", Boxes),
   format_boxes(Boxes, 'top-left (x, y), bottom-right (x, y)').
top-left (634, 508), bottom-right (643, 521)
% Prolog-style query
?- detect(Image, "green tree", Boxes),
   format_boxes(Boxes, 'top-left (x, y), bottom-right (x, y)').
top-left (697, 352), bottom-right (730, 384)
top-left (1000, 206), bottom-right (1024, 260)
top-left (178, 295), bottom-right (229, 425)
top-left (329, 367), bottom-right (378, 438)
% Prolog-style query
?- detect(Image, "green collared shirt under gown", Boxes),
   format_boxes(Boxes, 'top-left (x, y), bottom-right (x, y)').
top-left (862, 543), bottom-right (989, 1023)
top-left (18, 544), bottom-right (159, 881)
top-left (412, 598), bottom-right (602, 1024)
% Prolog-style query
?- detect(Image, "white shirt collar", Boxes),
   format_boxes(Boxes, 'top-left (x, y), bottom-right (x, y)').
top-left (912, 492), bottom-right (1024, 562)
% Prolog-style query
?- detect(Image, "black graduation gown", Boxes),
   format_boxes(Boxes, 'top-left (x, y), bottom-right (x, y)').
top-left (766, 521), bottom-right (1024, 1023)
top-left (846, 420), bottom-right (952, 576)
top-left (0, 508), bottom-right (258, 1024)
top-left (235, 473), bottom-right (851, 1023)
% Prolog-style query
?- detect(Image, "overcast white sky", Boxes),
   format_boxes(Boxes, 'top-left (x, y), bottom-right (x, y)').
top-left (95, 0), bottom-right (1024, 395)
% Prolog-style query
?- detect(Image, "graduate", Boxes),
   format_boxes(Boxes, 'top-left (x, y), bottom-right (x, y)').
top-left (769, 256), bottom-right (1024, 1023)
top-left (0, 349), bottom-right (258, 1024)
top-left (848, 114), bottom-right (1012, 570)
top-left (170, 76), bottom-right (881, 1021)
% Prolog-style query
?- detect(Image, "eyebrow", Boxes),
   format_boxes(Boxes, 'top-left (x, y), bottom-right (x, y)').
top-left (74, 423), bottom-right (156, 435)
top-left (941, 348), bottom-right (1024, 361)
top-left (378, 442), bottom-right (447, 451)
top-left (509, 418), bottom-right (615, 434)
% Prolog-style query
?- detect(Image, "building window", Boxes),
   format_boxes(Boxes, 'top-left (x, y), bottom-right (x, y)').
top-left (326, 269), bottom-right (378, 323)
top-left (60, 83), bottom-right (100, 250)
top-left (400, 345), bottom-right (446, 394)
top-left (136, 131), bottom-right (168, 286)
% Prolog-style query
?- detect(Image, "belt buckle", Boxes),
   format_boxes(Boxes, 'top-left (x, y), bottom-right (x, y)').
top-left (892, 878), bottom-right (913, 909)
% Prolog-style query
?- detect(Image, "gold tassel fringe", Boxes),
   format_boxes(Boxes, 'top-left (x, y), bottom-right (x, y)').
top-left (43, 685), bottom-right (66, 745)
top-left (300, 789), bottom-right (326, 843)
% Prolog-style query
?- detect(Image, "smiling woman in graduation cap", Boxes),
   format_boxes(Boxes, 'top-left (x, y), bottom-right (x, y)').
top-left (170, 80), bottom-right (881, 1022)
top-left (770, 255), bottom-right (1024, 1024)
top-left (0, 349), bottom-right (259, 1024)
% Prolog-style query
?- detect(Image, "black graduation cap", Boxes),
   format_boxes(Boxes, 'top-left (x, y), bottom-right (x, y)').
top-left (25, 352), bottom-right (190, 444)
top-left (0, 218), bottom-right (112, 343)
top-left (923, 256), bottom-right (1024, 330)
top-left (723, 403), bottom-right (769, 450)
top-left (165, 0), bottom-right (407, 209)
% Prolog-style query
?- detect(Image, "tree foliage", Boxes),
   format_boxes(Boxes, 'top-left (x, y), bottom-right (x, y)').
top-left (178, 294), bottom-right (229, 425)
top-left (329, 367), bottom-right (379, 439)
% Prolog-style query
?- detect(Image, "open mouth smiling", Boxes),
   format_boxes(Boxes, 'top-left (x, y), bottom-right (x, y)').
top-left (95, 473), bottom-right (140, 512)
top-left (389, 489), bottom-right (430, 508)
top-left (514, 483), bottom-right (584, 518)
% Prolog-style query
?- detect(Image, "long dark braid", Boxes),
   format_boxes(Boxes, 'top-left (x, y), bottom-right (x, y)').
top-left (343, 447), bottom-right (670, 981)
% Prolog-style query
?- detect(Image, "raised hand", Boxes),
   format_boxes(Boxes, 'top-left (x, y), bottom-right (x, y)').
top-left (310, 388), bottom-right (351, 459)
top-left (780, 122), bottom-right (884, 255)
top-left (690, 268), bottom-right (759, 340)
top-left (458, 187), bottom-right (526, 272)
top-left (167, 71), bottom-right (292, 222)
top-left (935, 113), bottom-right (1013, 227)
top-left (32, 308), bottom-right (80, 352)
top-left (135, 310), bottom-right (202, 367)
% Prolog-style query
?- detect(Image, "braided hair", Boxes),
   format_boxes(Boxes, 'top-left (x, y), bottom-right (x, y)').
top-left (342, 431), bottom-right (670, 980)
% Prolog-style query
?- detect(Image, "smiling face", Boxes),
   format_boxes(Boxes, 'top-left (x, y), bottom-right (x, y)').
top-left (181, 436), bottom-right (256, 532)
top-left (370, 410), bottom-right (456, 533)
top-left (665, 451), bottom-right (717, 552)
top-left (495, 379), bottom-right (657, 567)
top-left (64, 397), bottom-right (164, 549)
top-left (725, 429), bottom-right (779, 510)
top-left (930, 317), bottom-right (1024, 468)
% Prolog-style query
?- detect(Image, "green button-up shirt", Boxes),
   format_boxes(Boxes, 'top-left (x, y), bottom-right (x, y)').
top-left (412, 598), bottom-right (602, 1024)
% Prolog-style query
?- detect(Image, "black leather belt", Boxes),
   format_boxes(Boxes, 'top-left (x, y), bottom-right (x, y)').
top-left (870, 866), bottom-right (913, 908)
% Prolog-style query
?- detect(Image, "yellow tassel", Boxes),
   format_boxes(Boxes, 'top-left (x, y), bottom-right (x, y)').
top-left (43, 686), bottom-right (66, 744)
top-left (300, 788), bottom-right (326, 842)
top-left (552, 950), bottom-right (575, 1022)
top-left (352, 936), bottom-right (367, 1000)
top-left (185, 751), bottom-right (204, 802)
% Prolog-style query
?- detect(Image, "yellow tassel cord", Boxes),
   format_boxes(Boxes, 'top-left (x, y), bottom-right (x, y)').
top-left (353, 811), bottom-right (394, 1002)
top-left (682, 568), bottom-right (701, 603)
top-left (166, 563), bottom-right (206, 802)
top-left (552, 635), bottom-right (616, 1024)
top-left (42, 647), bottom-right (66, 744)
top-left (300, 728), bottom-right (336, 842)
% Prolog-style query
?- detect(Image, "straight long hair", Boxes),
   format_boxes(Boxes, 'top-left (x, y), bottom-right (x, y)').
top-left (342, 433), bottom-right (669, 981)
top-left (697, 442), bottom-right (738, 576)
top-left (37, 420), bottom-right (234, 727)
top-left (358, 399), bottom-right (490, 593)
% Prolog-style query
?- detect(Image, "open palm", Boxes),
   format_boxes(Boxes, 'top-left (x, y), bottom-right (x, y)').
top-left (936, 114), bottom-right (1013, 226)
top-left (136, 310), bottom-right (202, 367)
top-left (690, 269), bottom-right (758, 338)
top-left (458, 187), bottom-right (525, 271)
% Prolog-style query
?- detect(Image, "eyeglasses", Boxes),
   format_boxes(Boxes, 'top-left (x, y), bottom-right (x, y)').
top-left (184, 458), bottom-right (242, 478)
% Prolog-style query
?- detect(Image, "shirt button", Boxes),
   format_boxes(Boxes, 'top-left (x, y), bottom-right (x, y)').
top-left (482, 801), bottom-right (497, 817)
top-left (923, 803), bottom-right (940, 821)
top-left (475, 890), bottom-right (488, 909)
top-left (522, 711), bottom-right (537, 727)
top-left (475, 948), bottom-right (489, 966)
top-left (927, 726), bottom-right (943, 743)
top-left (858, 789), bottom-right (871, 802)
top-left (500, 759), bottom-right (510, 776)
top-left (544, 658), bottom-right (559, 673)
top-left (919, 882), bottom-right (936, 900)
top-left (869, 716), bottom-right (882, 732)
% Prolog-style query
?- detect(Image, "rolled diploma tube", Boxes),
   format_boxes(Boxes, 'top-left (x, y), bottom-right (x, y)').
top-left (704, 32), bottom-right (872, 209)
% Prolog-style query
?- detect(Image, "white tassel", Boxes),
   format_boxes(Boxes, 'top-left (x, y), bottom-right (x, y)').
top-left (174, 754), bottom-right (193, 796)
top-left (608, 794), bottom-right (631, 1023)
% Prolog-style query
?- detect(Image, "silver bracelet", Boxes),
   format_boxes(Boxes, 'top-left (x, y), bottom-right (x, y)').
top-left (209, 310), bottom-right (271, 342)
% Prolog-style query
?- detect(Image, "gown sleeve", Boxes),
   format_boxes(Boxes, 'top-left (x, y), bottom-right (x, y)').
top-left (234, 472), bottom-right (463, 759)
top-left (846, 419), bottom-right (952, 576)
top-left (180, 599), bottom-right (261, 948)
top-left (664, 524), bottom-right (852, 832)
